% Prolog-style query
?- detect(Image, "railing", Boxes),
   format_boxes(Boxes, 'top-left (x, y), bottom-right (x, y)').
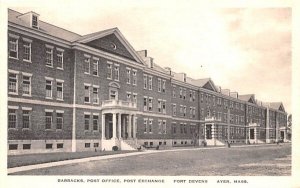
top-left (205, 116), bottom-right (222, 122)
top-left (101, 100), bottom-right (137, 109)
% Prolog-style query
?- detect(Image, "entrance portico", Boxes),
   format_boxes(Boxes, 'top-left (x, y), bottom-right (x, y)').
top-left (101, 112), bottom-right (137, 141)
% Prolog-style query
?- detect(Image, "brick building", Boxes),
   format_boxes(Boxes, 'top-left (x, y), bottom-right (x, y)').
top-left (7, 9), bottom-right (288, 155)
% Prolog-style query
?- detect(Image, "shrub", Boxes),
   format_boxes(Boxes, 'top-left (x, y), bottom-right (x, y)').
top-left (112, 146), bottom-right (118, 151)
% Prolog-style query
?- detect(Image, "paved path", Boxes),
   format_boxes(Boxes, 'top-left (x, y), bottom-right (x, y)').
top-left (7, 143), bottom-right (284, 174)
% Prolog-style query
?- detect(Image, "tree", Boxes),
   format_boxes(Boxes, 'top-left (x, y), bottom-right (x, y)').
top-left (287, 114), bottom-right (292, 140)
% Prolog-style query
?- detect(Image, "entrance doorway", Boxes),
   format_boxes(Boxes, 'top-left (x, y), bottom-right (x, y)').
top-left (250, 129), bottom-right (254, 139)
top-left (206, 125), bottom-right (212, 139)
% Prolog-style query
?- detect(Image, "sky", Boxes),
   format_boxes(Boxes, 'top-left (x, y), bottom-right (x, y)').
top-left (4, 0), bottom-right (292, 113)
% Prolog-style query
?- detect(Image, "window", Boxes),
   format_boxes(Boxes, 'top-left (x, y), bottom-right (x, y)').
top-left (172, 104), bottom-right (176, 116)
top-left (22, 74), bottom-right (31, 96)
top-left (57, 50), bottom-right (64, 69)
top-left (45, 111), bottom-right (53, 129)
top-left (56, 81), bottom-right (63, 100)
top-left (92, 59), bottom-right (99, 76)
top-left (22, 110), bottom-right (30, 129)
top-left (180, 105), bottom-right (183, 115)
top-left (132, 70), bottom-right (137, 85)
top-left (9, 36), bottom-right (18, 58)
top-left (183, 89), bottom-right (186, 100)
top-left (149, 119), bottom-right (153, 133)
top-left (126, 69), bottom-right (131, 84)
top-left (46, 46), bottom-right (53, 67)
top-left (84, 85), bottom-right (90, 103)
top-left (192, 91), bottom-right (196, 101)
top-left (8, 73), bottom-right (18, 94)
top-left (114, 66), bottom-right (119, 81)
top-left (183, 106), bottom-right (186, 117)
top-left (236, 103), bottom-right (239, 110)
top-left (57, 143), bottom-right (63, 149)
top-left (32, 15), bottom-right (38, 28)
top-left (93, 86), bottom-right (99, 104)
top-left (127, 92), bottom-right (131, 102)
top-left (158, 78), bottom-right (161, 92)
top-left (46, 144), bottom-right (53, 149)
top-left (162, 100), bottom-right (166, 114)
top-left (144, 97), bottom-right (148, 111)
top-left (190, 91), bottom-right (193, 102)
top-left (84, 56), bottom-right (90, 74)
top-left (107, 63), bottom-right (112, 79)
top-left (158, 120), bottom-right (162, 134)
top-left (172, 123), bottom-right (177, 134)
top-left (148, 98), bottom-right (153, 111)
top-left (172, 86), bottom-right (176, 98)
top-left (190, 107), bottom-right (193, 118)
top-left (94, 143), bottom-right (99, 148)
top-left (143, 119), bottom-right (147, 133)
top-left (179, 88), bottom-right (182, 99)
top-left (84, 114), bottom-right (90, 130)
top-left (8, 108), bottom-right (17, 129)
top-left (56, 112), bottom-right (63, 130)
top-left (23, 144), bottom-right (31, 150)
top-left (148, 76), bottom-right (153, 90)
top-left (23, 41), bottom-right (31, 62)
top-left (184, 124), bottom-right (187, 134)
top-left (85, 143), bottom-right (90, 148)
top-left (133, 93), bottom-right (137, 103)
top-left (143, 74), bottom-right (148, 89)
top-left (162, 121), bottom-right (167, 134)
top-left (93, 115), bottom-right (98, 131)
top-left (46, 79), bottom-right (53, 98)
top-left (9, 144), bottom-right (18, 150)
top-left (158, 100), bottom-right (162, 113)
top-left (109, 89), bottom-right (118, 100)
top-left (162, 80), bottom-right (166, 92)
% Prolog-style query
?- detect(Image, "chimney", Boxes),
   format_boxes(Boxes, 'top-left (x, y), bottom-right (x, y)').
top-left (137, 50), bottom-right (147, 58)
top-left (230, 92), bottom-right (238, 99)
top-left (164, 67), bottom-right (172, 75)
top-left (183, 73), bottom-right (186, 82)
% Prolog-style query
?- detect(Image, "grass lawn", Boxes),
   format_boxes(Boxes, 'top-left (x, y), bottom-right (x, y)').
top-left (8, 150), bottom-right (136, 168)
top-left (9, 143), bottom-right (291, 175)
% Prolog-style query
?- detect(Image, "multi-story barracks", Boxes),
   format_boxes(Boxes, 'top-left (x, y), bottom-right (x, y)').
top-left (7, 9), bottom-right (288, 155)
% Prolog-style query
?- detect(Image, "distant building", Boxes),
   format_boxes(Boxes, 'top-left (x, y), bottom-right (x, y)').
top-left (7, 9), bottom-right (288, 155)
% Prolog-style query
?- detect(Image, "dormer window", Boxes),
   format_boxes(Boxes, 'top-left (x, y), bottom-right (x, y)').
top-left (32, 15), bottom-right (38, 29)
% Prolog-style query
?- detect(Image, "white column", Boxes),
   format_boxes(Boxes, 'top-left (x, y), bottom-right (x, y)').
top-left (118, 113), bottom-right (122, 139)
top-left (133, 115), bottom-right (136, 138)
top-left (128, 114), bottom-right (132, 138)
top-left (102, 114), bottom-right (105, 140)
top-left (112, 113), bottom-right (117, 139)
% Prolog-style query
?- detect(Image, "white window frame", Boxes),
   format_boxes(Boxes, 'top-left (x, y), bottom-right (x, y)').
top-left (158, 120), bottom-right (162, 134)
top-left (126, 67), bottom-right (131, 84)
top-left (126, 92), bottom-right (131, 102)
top-left (8, 107), bottom-right (18, 129)
top-left (148, 76), bottom-right (153, 90)
top-left (148, 97), bottom-right (153, 111)
top-left (22, 72), bottom-right (32, 96)
top-left (162, 120), bottom-right (167, 134)
top-left (107, 62), bottom-right (112, 79)
top-left (133, 93), bottom-right (137, 103)
top-left (173, 104), bottom-right (176, 116)
top-left (45, 77), bottom-right (53, 99)
top-left (84, 83), bottom-right (91, 103)
top-left (162, 80), bottom-right (166, 92)
top-left (132, 69), bottom-right (137, 86)
top-left (8, 70), bottom-right (19, 95)
top-left (93, 85), bottom-right (99, 104)
top-left (143, 96), bottom-right (148, 111)
top-left (56, 110), bottom-right (64, 130)
top-left (23, 38), bottom-right (32, 62)
top-left (45, 110), bottom-right (53, 130)
top-left (172, 85), bottom-right (176, 98)
top-left (56, 48), bottom-right (64, 70)
top-left (114, 64), bottom-right (119, 81)
top-left (56, 79), bottom-right (64, 100)
top-left (84, 55), bottom-right (91, 74)
top-left (45, 45), bottom-right (54, 67)
top-left (92, 57), bottom-right (99, 76)
top-left (8, 34), bottom-right (19, 59)
top-left (149, 119), bottom-right (153, 133)
top-left (158, 78), bottom-right (161, 92)
top-left (143, 74), bottom-right (148, 89)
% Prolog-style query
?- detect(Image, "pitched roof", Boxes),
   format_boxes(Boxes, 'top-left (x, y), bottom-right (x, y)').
top-left (270, 102), bottom-right (285, 112)
top-left (8, 9), bottom-right (81, 42)
top-left (239, 94), bottom-right (256, 104)
top-left (191, 78), bottom-right (210, 87)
